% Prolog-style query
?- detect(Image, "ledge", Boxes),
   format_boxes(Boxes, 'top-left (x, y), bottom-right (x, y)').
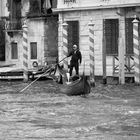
top-left (53, 3), bottom-right (140, 12)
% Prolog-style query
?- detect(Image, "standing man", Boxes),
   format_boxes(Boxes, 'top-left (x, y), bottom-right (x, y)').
top-left (67, 44), bottom-right (82, 76)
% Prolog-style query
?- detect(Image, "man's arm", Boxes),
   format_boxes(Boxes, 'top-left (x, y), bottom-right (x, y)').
top-left (78, 51), bottom-right (82, 64)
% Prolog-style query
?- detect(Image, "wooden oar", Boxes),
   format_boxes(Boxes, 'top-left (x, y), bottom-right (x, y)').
top-left (20, 66), bottom-right (55, 93)
top-left (57, 56), bottom-right (67, 63)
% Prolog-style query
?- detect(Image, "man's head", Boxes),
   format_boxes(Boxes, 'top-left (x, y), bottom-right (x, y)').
top-left (73, 44), bottom-right (78, 51)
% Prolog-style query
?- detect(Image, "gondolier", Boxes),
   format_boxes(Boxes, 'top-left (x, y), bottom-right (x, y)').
top-left (67, 44), bottom-right (82, 76)
top-left (55, 61), bottom-right (91, 96)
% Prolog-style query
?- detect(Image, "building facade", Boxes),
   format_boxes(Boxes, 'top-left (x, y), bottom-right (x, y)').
top-left (0, 0), bottom-right (58, 71)
top-left (54, 0), bottom-right (140, 78)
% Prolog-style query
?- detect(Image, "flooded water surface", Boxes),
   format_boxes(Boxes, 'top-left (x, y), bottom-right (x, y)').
top-left (0, 80), bottom-right (140, 140)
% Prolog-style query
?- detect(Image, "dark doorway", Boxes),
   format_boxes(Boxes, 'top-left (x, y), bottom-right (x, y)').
top-left (103, 19), bottom-right (119, 55)
top-left (0, 20), bottom-right (5, 61)
top-left (67, 21), bottom-right (79, 52)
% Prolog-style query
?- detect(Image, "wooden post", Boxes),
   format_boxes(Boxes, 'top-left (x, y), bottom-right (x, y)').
top-left (22, 19), bottom-right (28, 82)
top-left (62, 22), bottom-right (68, 70)
top-left (88, 19), bottom-right (95, 86)
top-left (132, 16), bottom-right (140, 84)
top-left (102, 19), bottom-right (107, 84)
top-left (118, 35), bottom-right (125, 84)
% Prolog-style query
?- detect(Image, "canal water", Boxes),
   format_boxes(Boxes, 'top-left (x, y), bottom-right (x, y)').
top-left (0, 79), bottom-right (140, 140)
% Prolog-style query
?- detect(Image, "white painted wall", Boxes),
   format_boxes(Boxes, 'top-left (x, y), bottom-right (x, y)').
top-left (0, 0), bottom-right (9, 17)
top-left (21, 0), bottom-right (30, 17)
top-left (5, 33), bottom-right (23, 69)
top-left (58, 8), bottom-right (125, 76)
top-left (28, 19), bottom-right (44, 69)
top-left (5, 19), bottom-right (44, 70)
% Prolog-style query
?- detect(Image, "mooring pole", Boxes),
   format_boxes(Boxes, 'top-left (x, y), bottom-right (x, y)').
top-left (22, 19), bottom-right (29, 82)
top-left (118, 35), bottom-right (125, 84)
top-left (132, 16), bottom-right (140, 84)
top-left (62, 22), bottom-right (68, 70)
top-left (118, 16), bottom-right (125, 84)
top-left (102, 19), bottom-right (107, 84)
top-left (88, 19), bottom-right (95, 86)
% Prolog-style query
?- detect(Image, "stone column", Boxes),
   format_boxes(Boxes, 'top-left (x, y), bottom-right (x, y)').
top-left (118, 17), bottom-right (125, 84)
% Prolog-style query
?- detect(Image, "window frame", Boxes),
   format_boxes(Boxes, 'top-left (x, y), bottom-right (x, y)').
top-left (103, 19), bottom-right (119, 55)
top-left (30, 42), bottom-right (37, 60)
top-left (67, 20), bottom-right (79, 53)
top-left (11, 42), bottom-right (18, 60)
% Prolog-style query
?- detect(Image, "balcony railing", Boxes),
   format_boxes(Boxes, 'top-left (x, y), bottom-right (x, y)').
top-left (5, 20), bottom-right (22, 31)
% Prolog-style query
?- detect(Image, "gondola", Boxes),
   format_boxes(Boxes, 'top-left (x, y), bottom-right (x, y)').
top-left (28, 64), bottom-right (56, 80)
top-left (55, 64), bottom-right (91, 96)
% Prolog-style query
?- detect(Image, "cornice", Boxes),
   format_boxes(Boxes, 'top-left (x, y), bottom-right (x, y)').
top-left (53, 3), bottom-right (140, 13)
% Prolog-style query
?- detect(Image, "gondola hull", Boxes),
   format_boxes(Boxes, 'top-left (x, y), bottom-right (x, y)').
top-left (59, 75), bottom-right (90, 96)
top-left (54, 64), bottom-right (91, 96)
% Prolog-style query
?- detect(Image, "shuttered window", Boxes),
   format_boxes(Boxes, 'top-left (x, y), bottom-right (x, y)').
top-left (29, 0), bottom-right (53, 15)
top-left (125, 18), bottom-right (133, 54)
top-left (67, 21), bottom-right (79, 52)
top-left (29, 0), bottom-right (41, 15)
top-left (104, 19), bottom-right (119, 55)
top-left (11, 42), bottom-right (18, 59)
top-left (30, 42), bottom-right (37, 59)
top-left (7, 0), bottom-right (22, 30)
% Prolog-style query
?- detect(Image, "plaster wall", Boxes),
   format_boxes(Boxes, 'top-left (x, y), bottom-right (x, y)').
top-left (58, 8), bottom-right (126, 76)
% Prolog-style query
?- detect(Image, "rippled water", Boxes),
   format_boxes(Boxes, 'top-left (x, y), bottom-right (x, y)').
top-left (0, 80), bottom-right (140, 139)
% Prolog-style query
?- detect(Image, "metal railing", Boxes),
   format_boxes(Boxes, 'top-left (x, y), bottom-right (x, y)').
top-left (5, 20), bottom-right (22, 31)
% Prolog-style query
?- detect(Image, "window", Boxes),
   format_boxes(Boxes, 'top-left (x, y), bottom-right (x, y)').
top-left (29, 0), bottom-right (41, 14)
top-left (125, 18), bottom-right (133, 54)
top-left (67, 21), bottom-right (79, 53)
top-left (101, 0), bottom-right (110, 1)
top-left (7, 0), bottom-right (22, 30)
top-left (11, 42), bottom-right (18, 59)
top-left (103, 19), bottom-right (119, 55)
top-left (28, 0), bottom-right (52, 16)
top-left (30, 42), bottom-right (37, 59)
top-left (64, 0), bottom-right (76, 4)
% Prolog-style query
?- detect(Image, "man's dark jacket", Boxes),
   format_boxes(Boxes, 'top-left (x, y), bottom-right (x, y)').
top-left (68, 50), bottom-right (82, 65)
